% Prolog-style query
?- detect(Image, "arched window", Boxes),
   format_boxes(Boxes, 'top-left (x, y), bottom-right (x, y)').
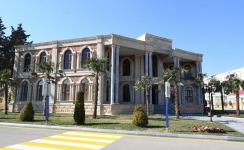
top-left (81, 48), bottom-right (90, 66)
top-left (152, 55), bottom-right (158, 77)
top-left (36, 80), bottom-right (43, 101)
top-left (123, 84), bottom-right (130, 102)
top-left (184, 64), bottom-right (192, 80)
top-left (122, 59), bottom-right (130, 76)
top-left (39, 52), bottom-right (47, 64)
top-left (80, 79), bottom-right (89, 101)
top-left (20, 81), bottom-right (28, 101)
top-left (64, 50), bottom-right (72, 69)
top-left (62, 79), bottom-right (70, 101)
top-left (185, 87), bottom-right (193, 103)
top-left (23, 53), bottom-right (31, 72)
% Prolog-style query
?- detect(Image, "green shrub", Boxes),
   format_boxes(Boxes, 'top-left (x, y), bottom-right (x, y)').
top-left (73, 91), bottom-right (85, 125)
top-left (133, 104), bottom-right (144, 113)
top-left (132, 105), bottom-right (148, 127)
top-left (19, 101), bottom-right (34, 121)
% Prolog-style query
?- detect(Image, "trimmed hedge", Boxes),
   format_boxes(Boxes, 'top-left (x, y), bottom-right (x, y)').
top-left (73, 91), bottom-right (85, 125)
top-left (19, 101), bottom-right (34, 121)
top-left (132, 104), bottom-right (148, 127)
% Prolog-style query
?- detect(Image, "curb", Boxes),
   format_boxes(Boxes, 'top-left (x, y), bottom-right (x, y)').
top-left (0, 122), bottom-right (244, 142)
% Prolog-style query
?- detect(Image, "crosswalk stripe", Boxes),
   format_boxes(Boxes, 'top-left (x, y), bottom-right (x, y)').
top-left (55, 133), bottom-right (119, 141)
top-left (42, 137), bottom-right (108, 146)
top-left (7, 144), bottom-right (60, 150)
top-left (50, 135), bottom-right (113, 143)
top-left (32, 139), bottom-right (104, 149)
top-left (2, 131), bottom-right (125, 150)
top-left (63, 132), bottom-right (123, 139)
top-left (22, 141), bottom-right (95, 150)
top-left (0, 148), bottom-right (17, 150)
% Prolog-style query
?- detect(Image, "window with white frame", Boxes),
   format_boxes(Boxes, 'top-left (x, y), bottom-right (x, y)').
top-left (122, 59), bottom-right (131, 76)
top-left (20, 81), bottom-right (28, 101)
top-left (62, 79), bottom-right (70, 101)
top-left (36, 80), bottom-right (43, 101)
top-left (81, 48), bottom-right (90, 67)
top-left (80, 79), bottom-right (89, 101)
top-left (39, 52), bottom-right (47, 64)
top-left (64, 50), bottom-right (72, 69)
top-left (23, 53), bottom-right (31, 72)
top-left (185, 87), bottom-right (193, 103)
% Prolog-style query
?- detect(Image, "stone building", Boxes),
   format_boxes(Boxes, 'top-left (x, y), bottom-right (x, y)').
top-left (204, 67), bottom-right (244, 110)
top-left (10, 33), bottom-right (203, 115)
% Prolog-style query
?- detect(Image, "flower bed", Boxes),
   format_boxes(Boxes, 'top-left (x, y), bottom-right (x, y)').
top-left (192, 125), bottom-right (226, 133)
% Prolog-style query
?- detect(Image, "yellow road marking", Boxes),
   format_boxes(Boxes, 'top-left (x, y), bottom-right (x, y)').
top-left (67, 131), bottom-right (126, 137)
top-left (42, 137), bottom-right (109, 146)
top-left (22, 141), bottom-right (95, 150)
top-left (59, 133), bottom-right (123, 140)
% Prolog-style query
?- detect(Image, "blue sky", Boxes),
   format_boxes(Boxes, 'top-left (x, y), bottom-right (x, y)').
top-left (0, 0), bottom-right (243, 75)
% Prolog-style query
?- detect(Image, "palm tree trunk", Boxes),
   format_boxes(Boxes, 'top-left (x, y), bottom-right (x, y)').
top-left (4, 83), bottom-right (8, 115)
top-left (145, 89), bottom-right (149, 115)
top-left (202, 88), bottom-right (206, 113)
top-left (93, 74), bottom-right (99, 119)
top-left (174, 86), bottom-right (179, 119)
top-left (211, 92), bottom-right (214, 111)
top-left (236, 92), bottom-right (240, 116)
top-left (220, 87), bottom-right (224, 112)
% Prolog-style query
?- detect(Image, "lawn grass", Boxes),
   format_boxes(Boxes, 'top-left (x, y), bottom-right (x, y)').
top-left (0, 112), bottom-right (243, 137)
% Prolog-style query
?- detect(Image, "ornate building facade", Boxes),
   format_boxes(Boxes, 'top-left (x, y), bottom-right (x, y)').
top-left (10, 33), bottom-right (203, 115)
top-left (204, 67), bottom-right (244, 110)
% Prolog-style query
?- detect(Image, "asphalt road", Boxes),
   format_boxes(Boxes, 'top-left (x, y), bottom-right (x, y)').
top-left (0, 126), bottom-right (244, 150)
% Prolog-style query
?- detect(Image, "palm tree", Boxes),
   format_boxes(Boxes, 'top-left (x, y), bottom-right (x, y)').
top-left (134, 76), bottom-right (152, 115)
top-left (195, 73), bottom-right (207, 113)
top-left (161, 67), bottom-right (183, 119)
top-left (0, 69), bottom-right (19, 114)
top-left (207, 78), bottom-right (223, 112)
top-left (86, 58), bottom-right (107, 119)
top-left (224, 74), bottom-right (244, 116)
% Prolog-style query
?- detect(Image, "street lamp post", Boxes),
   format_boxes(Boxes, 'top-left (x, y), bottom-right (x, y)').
top-left (164, 77), bottom-right (183, 131)
top-left (205, 84), bottom-right (216, 122)
top-left (165, 81), bottom-right (171, 130)
top-left (42, 78), bottom-right (50, 125)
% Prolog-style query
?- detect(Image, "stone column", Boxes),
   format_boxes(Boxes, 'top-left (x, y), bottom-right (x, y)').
top-left (173, 56), bottom-right (180, 68)
top-left (110, 45), bottom-right (116, 104)
top-left (71, 53), bottom-right (75, 70)
top-left (73, 52), bottom-right (77, 72)
top-left (57, 84), bottom-right (62, 101)
top-left (144, 52), bottom-right (149, 76)
top-left (196, 61), bottom-right (203, 104)
top-left (59, 54), bottom-right (63, 70)
top-left (51, 47), bottom-right (58, 105)
top-left (115, 46), bottom-right (120, 103)
top-left (76, 52), bottom-right (80, 69)
top-left (97, 41), bottom-right (105, 105)
top-left (135, 55), bottom-right (141, 104)
top-left (148, 52), bottom-right (152, 77)
top-left (158, 57), bottom-right (164, 105)
top-left (140, 56), bottom-right (144, 104)
top-left (13, 51), bottom-right (20, 76)
top-left (148, 52), bottom-right (152, 105)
